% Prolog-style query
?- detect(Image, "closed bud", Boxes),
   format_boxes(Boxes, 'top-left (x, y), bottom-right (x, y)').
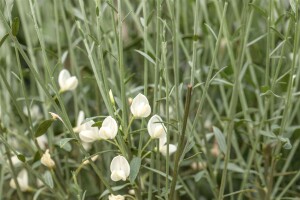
top-left (130, 93), bottom-right (151, 118)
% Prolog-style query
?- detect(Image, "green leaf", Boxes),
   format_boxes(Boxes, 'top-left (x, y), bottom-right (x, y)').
top-left (12, 17), bottom-right (20, 36)
top-left (43, 171), bottom-right (54, 189)
top-left (91, 121), bottom-right (102, 127)
top-left (33, 151), bottom-right (41, 163)
top-left (129, 157), bottom-right (141, 184)
top-left (58, 138), bottom-right (76, 149)
top-left (249, 3), bottom-right (267, 18)
top-left (134, 49), bottom-right (156, 65)
top-left (194, 171), bottom-right (206, 182)
top-left (17, 154), bottom-right (26, 162)
top-left (0, 33), bottom-right (9, 47)
top-left (35, 119), bottom-right (55, 137)
top-left (213, 126), bottom-right (227, 155)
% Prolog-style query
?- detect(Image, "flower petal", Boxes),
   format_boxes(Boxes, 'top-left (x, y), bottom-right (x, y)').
top-left (110, 155), bottom-right (130, 178)
top-left (58, 69), bottom-right (71, 89)
top-left (147, 115), bottom-right (166, 139)
top-left (79, 130), bottom-right (99, 143)
top-left (130, 93), bottom-right (151, 117)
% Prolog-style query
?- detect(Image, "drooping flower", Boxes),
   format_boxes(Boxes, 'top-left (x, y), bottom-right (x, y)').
top-left (73, 111), bottom-right (85, 133)
top-left (147, 115), bottom-right (167, 139)
top-left (110, 155), bottom-right (130, 182)
top-left (99, 116), bottom-right (118, 140)
top-left (159, 136), bottom-right (177, 156)
top-left (41, 149), bottom-right (55, 168)
top-left (109, 194), bottom-right (125, 200)
top-left (58, 69), bottom-right (78, 92)
top-left (79, 120), bottom-right (100, 143)
top-left (130, 93), bottom-right (151, 118)
top-left (9, 169), bottom-right (29, 192)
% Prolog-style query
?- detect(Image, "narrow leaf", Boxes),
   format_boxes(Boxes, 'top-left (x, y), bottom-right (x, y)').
top-left (12, 17), bottom-right (20, 36)
top-left (0, 33), bottom-right (9, 47)
top-left (134, 49), bottom-right (156, 65)
top-left (213, 126), bottom-right (227, 154)
top-left (129, 157), bottom-right (141, 184)
top-left (17, 154), bottom-right (26, 162)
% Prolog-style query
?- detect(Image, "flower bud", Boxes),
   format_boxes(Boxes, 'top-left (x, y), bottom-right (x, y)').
top-left (109, 89), bottom-right (115, 106)
top-left (83, 155), bottom-right (99, 165)
top-left (99, 116), bottom-right (118, 140)
top-left (130, 93), bottom-right (151, 118)
top-left (41, 149), bottom-right (55, 168)
top-left (58, 69), bottom-right (78, 92)
top-left (110, 155), bottom-right (130, 182)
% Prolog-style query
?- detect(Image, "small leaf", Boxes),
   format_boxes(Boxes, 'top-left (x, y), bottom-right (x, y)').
top-left (12, 17), bottom-right (20, 36)
top-left (92, 121), bottom-right (102, 127)
top-left (17, 154), bottom-right (26, 162)
top-left (58, 138), bottom-right (76, 149)
top-left (43, 171), bottom-right (54, 189)
top-left (96, 6), bottom-right (99, 16)
top-left (0, 33), bottom-right (9, 47)
top-left (134, 49), bottom-right (156, 65)
top-left (194, 171), bottom-right (206, 182)
top-left (129, 157), bottom-right (141, 184)
top-left (35, 119), bottom-right (55, 137)
top-left (213, 126), bottom-right (227, 155)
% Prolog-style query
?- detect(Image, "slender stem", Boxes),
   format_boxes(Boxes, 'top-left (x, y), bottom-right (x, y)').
top-left (169, 85), bottom-right (192, 200)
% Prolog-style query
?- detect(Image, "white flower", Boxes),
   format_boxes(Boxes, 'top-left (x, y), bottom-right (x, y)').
top-left (147, 115), bottom-right (167, 139)
top-left (130, 93), bottom-right (151, 118)
top-left (159, 136), bottom-right (177, 156)
top-left (9, 169), bottom-right (29, 192)
top-left (109, 194), bottom-right (125, 200)
top-left (36, 135), bottom-right (48, 150)
top-left (7, 155), bottom-right (22, 167)
top-left (41, 149), bottom-right (55, 168)
top-left (110, 155), bottom-right (130, 182)
top-left (79, 120), bottom-right (100, 143)
top-left (58, 69), bottom-right (78, 92)
top-left (73, 111), bottom-right (85, 133)
top-left (23, 105), bottom-right (42, 120)
top-left (99, 116), bottom-right (118, 140)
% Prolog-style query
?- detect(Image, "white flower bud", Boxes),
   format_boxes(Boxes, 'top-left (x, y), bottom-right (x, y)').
top-left (109, 194), bottom-right (125, 200)
top-left (99, 116), bottom-right (118, 140)
top-left (147, 115), bottom-right (167, 139)
top-left (58, 69), bottom-right (78, 92)
top-left (110, 155), bottom-right (130, 182)
top-left (109, 89), bottom-right (115, 106)
top-left (130, 93), bottom-right (151, 118)
top-left (9, 169), bottom-right (29, 192)
top-left (41, 149), bottom-right (55, 168)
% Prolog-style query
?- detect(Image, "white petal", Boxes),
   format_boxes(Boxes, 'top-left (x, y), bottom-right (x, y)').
top-left (159, 136), bottom-right (167, 148)
top-left (58, 69), bottom-right (71, 89)
top-left (109, 194), bottom-right (125, 200)
top-left (77, 111), bottom-right (85, 127)
top-left (110, 155), bottom-right (130, 177)
top-left (100, 116), bottom-right (118, 139)
top-left (36, 135), bottom-right (48, 150)
top-left (160, 144), bottom-right (177, 156)
top-left (11, 169), bottom-right (29, 192)
top-left (130, 93), bottom-right (151, 117)
top-left (79, 130), bottom-right (99, 143)
top-left (147, 115), bottom-right (166, 139)
top-left (65, 76), bottom-right (78, 90)
top-left (111, 170), bottom-right (126, 181)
